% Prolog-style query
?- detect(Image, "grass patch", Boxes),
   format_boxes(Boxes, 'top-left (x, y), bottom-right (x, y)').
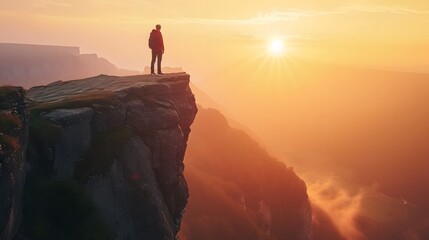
top-left (0, 86), bottom-right (17, 95)
top-left (22, 169), bottom-right (115, 240)
top-left (0, 86), bottom-right (22, 109)
top-left (74, 127), bottom-right (135, 183)
top-left (29, 90), bottom-right (116, 116)
top-left (0, 86), bottom-right (18, 99)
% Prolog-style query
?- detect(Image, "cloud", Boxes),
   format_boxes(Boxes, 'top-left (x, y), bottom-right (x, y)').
top-left (342, 5), bottom-right (429, 15)
top-left (308, 177), bottom-right (366, 240)
top-left (33, 0), bottom-right (74, 9)
top-left (167, 11), bottom-right (332, 26)
top-left (1, 0), bottom-right (154, 19)
top-left (167, 5), bottom-right (429, 26)
top-left (31, 0), bottom-right (152, 9)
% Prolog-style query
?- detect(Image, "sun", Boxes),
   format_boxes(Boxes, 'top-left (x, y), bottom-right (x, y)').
top-left (268, 39), bottom-right (285, 56)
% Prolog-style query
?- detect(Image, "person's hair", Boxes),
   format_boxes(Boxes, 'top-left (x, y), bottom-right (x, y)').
top-left (156, 24), bottom-right (161, 30)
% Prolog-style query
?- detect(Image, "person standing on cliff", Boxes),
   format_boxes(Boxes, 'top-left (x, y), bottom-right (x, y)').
top-left (148, 24), bottom-right (164, 75)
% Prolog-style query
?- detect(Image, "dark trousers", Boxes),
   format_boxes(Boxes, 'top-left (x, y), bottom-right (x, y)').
top-left (151, 51), bottom-right (163, 74)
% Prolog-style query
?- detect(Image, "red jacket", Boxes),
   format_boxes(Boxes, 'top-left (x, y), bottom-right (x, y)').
top-left (148, 29), bottom-right (164, 54)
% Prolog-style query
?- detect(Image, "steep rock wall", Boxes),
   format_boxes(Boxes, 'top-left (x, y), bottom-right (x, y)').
top-left (0, 87), bottom-right (28, 240)
top-left (0, 73), bottom-right (197, 240)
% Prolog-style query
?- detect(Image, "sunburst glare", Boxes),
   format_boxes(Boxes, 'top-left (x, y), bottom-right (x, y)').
top-left (268, 39), bottom-right (285, 56)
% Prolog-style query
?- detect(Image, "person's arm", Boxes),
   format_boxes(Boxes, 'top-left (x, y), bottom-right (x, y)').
top-left (160, 34), bottom-right (165, 53)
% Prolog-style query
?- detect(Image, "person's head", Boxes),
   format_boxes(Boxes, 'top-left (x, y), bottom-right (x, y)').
top-left (156, 24), bottom-right (161, 31)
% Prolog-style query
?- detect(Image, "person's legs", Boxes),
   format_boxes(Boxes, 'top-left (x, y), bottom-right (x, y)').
top-left (157, 53), bottom-right (163, 74)
top-left (150, 51), bottom-right (156, 74)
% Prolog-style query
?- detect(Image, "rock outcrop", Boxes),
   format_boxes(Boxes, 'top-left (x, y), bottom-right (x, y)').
top-left (0, 73), bottom-right (197, 240)
top-left (0, 87), bottom-right (28, 240)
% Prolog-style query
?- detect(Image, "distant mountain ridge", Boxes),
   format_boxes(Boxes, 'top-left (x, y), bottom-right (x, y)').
top-left (0, 43), bottom-right (138, 88)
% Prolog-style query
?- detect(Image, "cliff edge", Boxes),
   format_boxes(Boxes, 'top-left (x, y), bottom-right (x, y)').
top-left (0, 73), bottom-right (197, 240)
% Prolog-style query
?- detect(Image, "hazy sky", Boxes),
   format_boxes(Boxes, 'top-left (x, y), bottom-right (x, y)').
top-left (1, 0), bottom-right (429, 76)
top-left (3, 4), bottom-right (429, 237)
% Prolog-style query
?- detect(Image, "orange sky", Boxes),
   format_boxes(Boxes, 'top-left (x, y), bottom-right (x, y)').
top-left (1, 0), bottom-right (429, 77)
top-left (3, 4), bottom-right (429, 237)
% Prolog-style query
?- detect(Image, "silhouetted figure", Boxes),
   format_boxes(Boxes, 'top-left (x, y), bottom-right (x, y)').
top-left (148, 24), bottom-right (164, 75)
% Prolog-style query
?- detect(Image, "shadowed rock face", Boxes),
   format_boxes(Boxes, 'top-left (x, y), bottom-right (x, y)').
top-left (0, 87), bottom-right (28, 240)
top-left (0, 73), bottom-right (197, 240)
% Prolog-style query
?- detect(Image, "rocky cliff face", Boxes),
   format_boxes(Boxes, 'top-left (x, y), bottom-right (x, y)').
top-left (0, 87), bottom-right (28, 240)
top-left (0, 73), bottom-right (197, 240)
